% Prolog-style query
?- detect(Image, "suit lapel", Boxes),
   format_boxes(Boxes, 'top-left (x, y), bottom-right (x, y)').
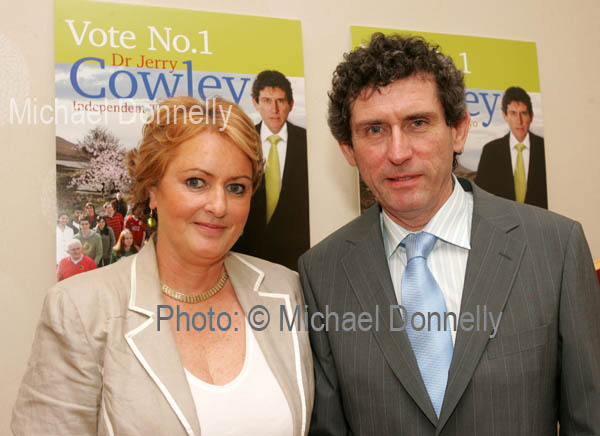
top-left (125, 241), bottom-right (201, 436)
top-left (436, 183), bottom-right (525, 433)
top-left (226, 253), bottom-right (309, 436)
top-left (341, 206), bottom-right (439, 426)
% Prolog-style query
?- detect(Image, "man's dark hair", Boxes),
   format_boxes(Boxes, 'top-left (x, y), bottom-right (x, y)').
top-left (501, 86), bottom-right (533, 115)
top-left (252, 70), bottom-right (294, 103)
top-left (328, 33), bottom-right (467, 167)
top-left (79, 217), bottom-right (90, 224)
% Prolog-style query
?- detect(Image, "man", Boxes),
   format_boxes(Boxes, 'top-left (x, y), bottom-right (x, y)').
top-left (125, 203), bottom-right (146, 248)
top-left (74, 217), bottom-right (103, 265)
top-left (300, 33), bottom-right (600, 435)
top-left (114, 191), bottom-right (128, 217)
top-left (233, 70), bottom-right (310, 271)
top-left (56, 212), bottom-right (74, 264)
top-left (84, 202), bottom-right (98, 228)
top-left (105, 200), bottom-right (124, 240)
top-left (475, 86), bottom-right (547, 208)
top-left (56, 239), bottom-right (97, 281)
top-left (68, 208), bottom-right (83, 232)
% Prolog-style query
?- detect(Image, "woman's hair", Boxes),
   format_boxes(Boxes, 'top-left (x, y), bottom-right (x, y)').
top-left (113, 228), bottom-right (137, 255)
top-left (126, 96), bottom-right (263, 229)
top-left (96, 216), bottom-right (109, 236)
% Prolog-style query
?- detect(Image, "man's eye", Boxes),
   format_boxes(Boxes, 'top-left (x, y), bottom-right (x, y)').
top-left (186, 178), bottom-right (205, 189)
top-left (367, 125), bottom-right (383, 134)
top-left (412, 120), bottom-right (426, 127)
top-left (227, 183), bottom-right (247, 195)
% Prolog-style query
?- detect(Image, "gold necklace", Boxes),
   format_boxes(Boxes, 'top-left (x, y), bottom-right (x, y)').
top-left (161, 269), bottom-right (229, 303)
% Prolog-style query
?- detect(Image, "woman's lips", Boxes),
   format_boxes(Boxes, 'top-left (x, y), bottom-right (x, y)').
top-left (194, 221), bottom-right (227, 233)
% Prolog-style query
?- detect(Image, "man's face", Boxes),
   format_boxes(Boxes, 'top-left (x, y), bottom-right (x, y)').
top-left (253, 86), bottom-right (293, 134)
top-left (339, 75), bottom-right (469, 231)
top-left (503, 101), bottom-right (532, 143)
top-left (80, 220), bottom-right (90, 234)
top-left (68, 245), bottom-right (82, 261)
top-left (73, 210), bottom-right (83, 221)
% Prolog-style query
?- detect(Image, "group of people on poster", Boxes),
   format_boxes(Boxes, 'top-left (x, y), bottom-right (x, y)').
top-left (11, 8), bottom-right (599, 434)
top-left (56, 193), bottom-right (146, 281)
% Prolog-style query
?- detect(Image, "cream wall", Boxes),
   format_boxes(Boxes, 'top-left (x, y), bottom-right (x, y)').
top-left (1, 0), bottom-right (599, 431)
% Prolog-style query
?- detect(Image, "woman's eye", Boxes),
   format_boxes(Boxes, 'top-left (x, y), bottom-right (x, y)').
top-left (186, 178), bottom-right (205, 189)
top-left (227, 183), bottom-right (246, 195)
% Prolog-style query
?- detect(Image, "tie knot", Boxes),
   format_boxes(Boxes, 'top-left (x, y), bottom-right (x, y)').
top-left (402, 232), bottom-right (437, 261)
top-left (268, 135), bottom-right (281, 146)
top-left (515, 143), bottom-right (525, 152)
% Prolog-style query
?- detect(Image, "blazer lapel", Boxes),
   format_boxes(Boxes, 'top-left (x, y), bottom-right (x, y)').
top-left (341, 206), bottom-right (439, 426)
top-left (124, 241), bottom-right (202, 436)
top-left (226, 253), bottom-right (310, 436)
top-left (436, 183), bottom-right (525, 433)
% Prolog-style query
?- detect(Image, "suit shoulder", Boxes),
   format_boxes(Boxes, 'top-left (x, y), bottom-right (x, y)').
top-left (51, 256), bottom-right (132, 318)
top-left (230, 252), bottom-right (299, 281)
top-left (481, 134), bottom-right (509, 151)
top-left (287, 122), bottom-right (306, 137)
top-left (301, 207), bottom-right (377, 263)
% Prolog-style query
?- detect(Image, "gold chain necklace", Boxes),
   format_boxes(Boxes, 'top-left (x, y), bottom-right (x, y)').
top-left (161, 269), bottom-right (229, 304)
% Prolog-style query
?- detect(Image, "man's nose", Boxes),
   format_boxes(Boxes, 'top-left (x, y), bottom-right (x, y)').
top-left (387, 126), bottom-right (412, 165)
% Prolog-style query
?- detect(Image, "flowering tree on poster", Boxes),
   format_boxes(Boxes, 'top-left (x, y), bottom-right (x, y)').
top-left (69, 126), bottom-right (131, 195)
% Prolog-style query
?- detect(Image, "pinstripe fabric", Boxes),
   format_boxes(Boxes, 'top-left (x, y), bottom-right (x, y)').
top-left (300, 178), bottom-right (600, 436)
top-left (382, 176), bottom-right (473, 343)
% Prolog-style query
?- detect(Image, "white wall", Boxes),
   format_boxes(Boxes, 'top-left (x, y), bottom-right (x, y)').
top-left (1, 0), bottom-right (599, 431)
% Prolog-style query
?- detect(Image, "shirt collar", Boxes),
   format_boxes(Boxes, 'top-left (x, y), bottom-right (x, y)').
top-left (509, 131), bottom-right (530, 149)
top-left (381, 175), bottom-right (472, 259)
top-left (260, 121), bottom-right (288, 143)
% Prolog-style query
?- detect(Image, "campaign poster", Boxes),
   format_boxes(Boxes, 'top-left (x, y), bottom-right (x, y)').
top-left (350, 26), bottom-right (545, 212)
top-left (54, 0), bottom-right (308, 272)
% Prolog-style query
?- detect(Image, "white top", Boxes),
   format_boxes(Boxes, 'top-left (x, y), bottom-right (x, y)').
top-left (509, 131), bottom-right (531, 182)
top-left (260, 122), bottom-right (288, 181)
top-left (184, 320), bottom-right (293, 436)
top-left (56, 225), bottom-right (74, 263)
top-left (381, 176), bottom-right (473, 343)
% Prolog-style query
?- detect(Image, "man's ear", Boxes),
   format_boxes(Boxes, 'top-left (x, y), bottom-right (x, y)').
top-left (452, 112), bottom-right (471, 154)
top-left (289, 99), bottom-right (294, 112)
top-left (252, 98), bottom-right (259, 110)
top-left (338, 141), bottom-right (357, 167)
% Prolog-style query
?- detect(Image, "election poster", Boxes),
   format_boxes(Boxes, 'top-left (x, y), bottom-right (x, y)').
top-left (54, 0), bottom-right (308, 271)
top-left (350, 26), bottom-right (546, 212)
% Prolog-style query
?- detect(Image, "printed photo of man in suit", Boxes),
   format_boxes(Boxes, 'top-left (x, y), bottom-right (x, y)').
top-left (233, 70), bottom-right (309, 271)
top-left (475, 86), bottom-right (547, 208)
top-left (300, 33), bottom-right (600, 435)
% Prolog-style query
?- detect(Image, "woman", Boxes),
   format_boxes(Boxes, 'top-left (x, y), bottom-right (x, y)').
top-left (56, 212), bottom-right (74, 263)
top-left (95, 216), bottom-right (115, 267)
top-left (110, 228), bottom-right (138, 263)
top-left (12, 97), bottom-right (313, 435)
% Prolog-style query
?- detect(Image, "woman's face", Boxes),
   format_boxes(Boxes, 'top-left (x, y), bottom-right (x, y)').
top-left (58, 215), bottom-right (68, 226)
top-left (123, 234), bottom-right (134, 249)
top-left (98, 219), bottom-right (106, 229)
top-left (149, 131), bottom-right (253, 264)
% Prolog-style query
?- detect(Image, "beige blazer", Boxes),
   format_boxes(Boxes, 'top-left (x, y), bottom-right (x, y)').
top-left (12, 240), bottom-right (314, 435)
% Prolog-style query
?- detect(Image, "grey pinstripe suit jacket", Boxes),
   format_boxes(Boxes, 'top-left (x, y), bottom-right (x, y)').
top-left (300, 178), bottom-right (600, 435)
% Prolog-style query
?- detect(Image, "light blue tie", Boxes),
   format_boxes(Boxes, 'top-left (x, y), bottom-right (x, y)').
top-left (401, 232), bottom-right (453, 418)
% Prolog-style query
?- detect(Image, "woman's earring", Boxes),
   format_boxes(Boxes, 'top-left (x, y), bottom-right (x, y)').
top-left (147, 209), bottom-right (157, 228)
